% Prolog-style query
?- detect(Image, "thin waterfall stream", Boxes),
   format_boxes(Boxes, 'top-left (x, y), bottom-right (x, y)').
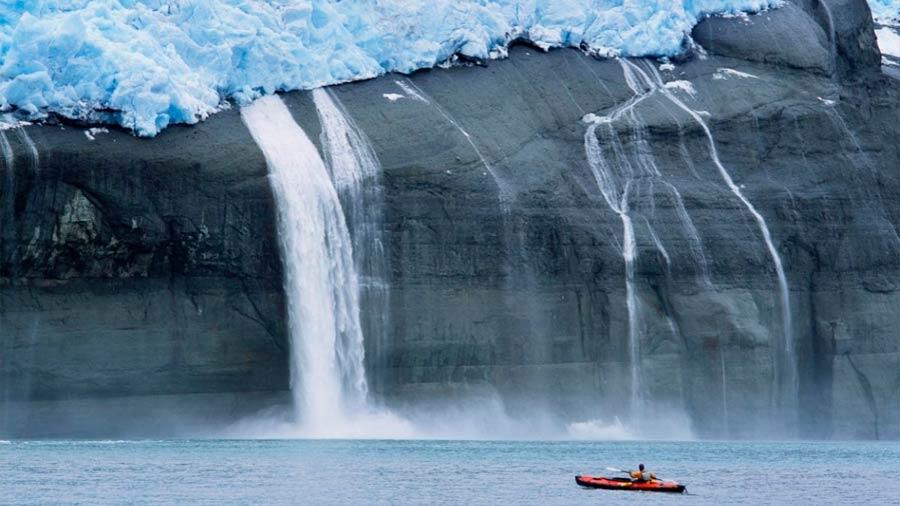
top-left (628, 59), bottom-right (796, 421)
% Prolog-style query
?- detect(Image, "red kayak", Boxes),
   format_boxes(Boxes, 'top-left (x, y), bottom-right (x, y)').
top-left (575, 475), bottom-right (686, 493)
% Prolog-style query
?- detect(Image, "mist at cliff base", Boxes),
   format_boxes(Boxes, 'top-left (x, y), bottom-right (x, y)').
top-left (222, 393), bottom-right (696, 441)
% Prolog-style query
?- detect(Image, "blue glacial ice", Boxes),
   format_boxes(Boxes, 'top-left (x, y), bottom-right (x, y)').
top-left (0, 0), bottom-right (780, 136)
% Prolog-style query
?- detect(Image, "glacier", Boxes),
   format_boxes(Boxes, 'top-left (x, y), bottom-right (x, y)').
top-left (0, 0), bottom-right (782, 136)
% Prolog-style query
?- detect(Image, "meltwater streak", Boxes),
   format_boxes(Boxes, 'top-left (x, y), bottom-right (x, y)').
top-left (629, 60), bottom-right (797, 419)
top-left (582, 64), bottom-right (655, 412)
top-left (396, 79), bottom-right (512, 209)
top-left (12, 127), bottom-right (38, 173)
top-left (240, 95), bottom-right (412, 438)
top-left (584, 123), bottom-right (642, 411)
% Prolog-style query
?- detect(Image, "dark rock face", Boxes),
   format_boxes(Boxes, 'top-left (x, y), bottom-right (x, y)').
top-left (2, 0), bottom-right (899, 438)
top-left (822, 0), bottom-right (883, 75)
top-left (693, 2), bottom-right (835, 74)
top-left (693, 0), bottom-right (882, 78)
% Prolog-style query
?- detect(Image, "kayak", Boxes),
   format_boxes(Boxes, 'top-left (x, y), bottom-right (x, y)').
top-left (575, 475), bottom-right (686, 493)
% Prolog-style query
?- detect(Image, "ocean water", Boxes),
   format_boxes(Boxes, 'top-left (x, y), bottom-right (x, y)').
top-left (2, 440), bottom-right (899, 505)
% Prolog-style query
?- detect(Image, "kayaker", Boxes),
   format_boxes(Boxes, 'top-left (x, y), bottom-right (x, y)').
top-left (629, 464), bottom-right (656, 482)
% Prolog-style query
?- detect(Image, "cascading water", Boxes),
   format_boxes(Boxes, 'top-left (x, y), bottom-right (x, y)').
top-left (240, 93), bottom-right (410, 438)
top-left (627, 59), bottom-right (796, 422)
top-left (241, 95), bottom-right (368, 436)
top-left (311, 87), bottom-right (391, 396)
top-left (582, 60), bottom-right (710, 417)
top-left (584, 122), bottom-right (642, 411)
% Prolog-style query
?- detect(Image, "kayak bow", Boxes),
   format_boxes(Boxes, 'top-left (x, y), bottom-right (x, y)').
top-left (575, 475), bottom-right (686, 493)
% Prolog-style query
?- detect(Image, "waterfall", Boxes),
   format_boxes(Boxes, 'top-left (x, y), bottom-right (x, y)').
top-left (240, 93), bottom-right (411, 438)
top-left (582, 64), bottom-right (651, 412)
top-left (583, 60), bottom-right (711, 415)
top-left (583, 58), bottom-right (795, 427)
top-left (584, 122), bottom-right (643, 411)
top-left (311, 87), bottom-right (391, 395)
top-left (241, 95), bottom-right (367, 435)
top-left (627, 59), bottom-right (796, 419)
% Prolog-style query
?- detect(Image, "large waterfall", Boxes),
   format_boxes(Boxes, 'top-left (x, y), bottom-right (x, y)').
top-left (240, 94), bottom-right (369, 435)
top-left (241, 94), bottom-right (409, 438)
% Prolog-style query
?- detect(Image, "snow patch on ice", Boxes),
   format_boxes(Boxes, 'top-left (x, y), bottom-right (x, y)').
top-left (0, 0), bottom-right (779, 136)
top-left (713, 68), bottom-right (759, 80)
top-left (83, 127), bottom-right (109, 141)
top-left (664, 80), bottom-right (696, 96)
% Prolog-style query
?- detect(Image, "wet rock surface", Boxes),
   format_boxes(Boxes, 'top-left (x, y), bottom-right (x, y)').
top-left (2, 0), bottom-right (898, 438)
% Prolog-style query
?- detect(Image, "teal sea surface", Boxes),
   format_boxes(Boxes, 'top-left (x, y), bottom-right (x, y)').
top-left (2, 440), bottom-right (899, 504)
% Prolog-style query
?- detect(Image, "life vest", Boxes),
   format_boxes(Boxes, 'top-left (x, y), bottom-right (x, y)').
top-left (630, 470), bottom-right (654, 481)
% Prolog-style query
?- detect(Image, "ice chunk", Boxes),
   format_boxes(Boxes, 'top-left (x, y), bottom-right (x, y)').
top-left (0, 0), bottom-right (779, 136)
